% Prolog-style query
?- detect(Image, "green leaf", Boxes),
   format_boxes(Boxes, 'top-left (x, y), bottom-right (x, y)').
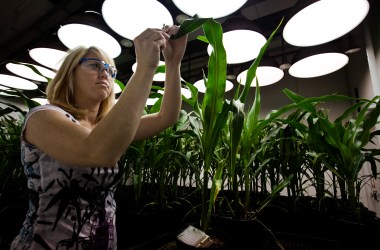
top-left (156, 64), bottom-right (165, 74)
top-left (7, 60), bottom-right (52, 82)
top-left (202, 19), bottom-right (226, 136)
top-left (114, 78), bottom-right (125, 91)
top-left (229, 99), bottom-right (245, 177)
top-left (171, 14), bottom-right (213, 39)
top-left (238, 17), bottom-right (284, 102)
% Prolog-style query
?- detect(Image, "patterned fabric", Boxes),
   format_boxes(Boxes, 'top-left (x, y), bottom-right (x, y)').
top-left (11, 104), bottom-right (121, 250)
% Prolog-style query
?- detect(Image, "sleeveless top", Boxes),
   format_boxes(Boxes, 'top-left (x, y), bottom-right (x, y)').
top-left (11, 104), bottom-right (121, 250)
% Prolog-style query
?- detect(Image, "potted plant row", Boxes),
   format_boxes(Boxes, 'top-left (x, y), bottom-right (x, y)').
top-left (117, 15), bottom-right (380, 249)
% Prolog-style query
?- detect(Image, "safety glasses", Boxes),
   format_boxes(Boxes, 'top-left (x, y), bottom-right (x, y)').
top-left (78, 58), bottom-right (117, 79)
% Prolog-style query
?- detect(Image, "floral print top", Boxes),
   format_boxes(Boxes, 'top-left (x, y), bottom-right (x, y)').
top-left (11, 104), bottom-right (121, 250)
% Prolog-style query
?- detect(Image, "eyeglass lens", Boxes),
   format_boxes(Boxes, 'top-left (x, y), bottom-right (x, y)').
top-left (82, 59), bottom-right (116, 78)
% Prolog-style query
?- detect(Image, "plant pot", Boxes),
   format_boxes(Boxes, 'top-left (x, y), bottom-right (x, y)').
top-left (274, 232), bottom-right (341, 250)
top-left (335, 217), bottom-right (380, 249)
top-left (210, 215), bottom-right (278, 249)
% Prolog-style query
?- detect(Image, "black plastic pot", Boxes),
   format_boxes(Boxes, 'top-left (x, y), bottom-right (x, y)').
top-left (210, 215), bottom-right (277, 249)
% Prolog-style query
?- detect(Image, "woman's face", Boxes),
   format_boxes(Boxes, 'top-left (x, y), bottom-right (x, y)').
top-left (73, 53), bottom-right (114, 105)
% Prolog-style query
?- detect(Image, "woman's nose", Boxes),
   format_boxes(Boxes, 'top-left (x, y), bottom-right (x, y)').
top-left (99, 67), bottom-right (109, 78)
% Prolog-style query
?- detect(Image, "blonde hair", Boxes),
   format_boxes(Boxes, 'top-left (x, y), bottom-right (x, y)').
top-left (46, 46), bottom-right (116, 123)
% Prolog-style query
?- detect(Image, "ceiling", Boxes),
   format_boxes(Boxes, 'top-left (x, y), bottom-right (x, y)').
top-left (0, 0), bottom-right (375, 99)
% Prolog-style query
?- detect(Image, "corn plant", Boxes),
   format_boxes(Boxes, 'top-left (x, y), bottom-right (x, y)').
top-left (283, 89), bottom-right (380, 219)
top-left (174, 16), bottom-right (293, 232)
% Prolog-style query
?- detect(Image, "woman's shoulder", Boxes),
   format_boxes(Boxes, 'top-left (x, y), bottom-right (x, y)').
top-left (28, 104), bottom-right (65, 113)
top-left (24, 104), bottom-right (78, 125)
top-left (27, 104), bottom-right (72, 118)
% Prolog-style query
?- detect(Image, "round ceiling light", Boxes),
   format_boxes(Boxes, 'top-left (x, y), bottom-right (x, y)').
top-left (58, 24), bottom-right (121, 58)
top-left (288, 42), bottom-right (349, 78)
top-left (289, 53), bottom-right (349, 78)
top-left (102, 0), bottom-right (173, 41)
top-left (6, 63), bottom-right (56, 82)
top-left (31, 98), bottom-right (49, 105)
top-left (193, 79), bottom-right (234, 93)
top-left (132, 61), bottom-right (166, 82)
top-left (237, 66), bottom-right (284, 87)
top-left (172, 0), bottom-right (248, 19)
top-left (208, 30), bottom-right (266, 64)
top-left (283, 0), bottom-right (370, 47)
top-left (181, 88), bottom-right (191, 99)
top-left (29, 48), bottom-right (67, 70)
top-left (146, 97), bottom-right (159, 106)
top-left (158, 87), bottom-right (192, 99)
top-left (0, 74), bottom-right (38, 90)
top-left (208, 16), bottom-right (266, 64)
top-left (0, 85), bottom-right (17, 97)
top-left (114, 81), bottom-right (122, 94)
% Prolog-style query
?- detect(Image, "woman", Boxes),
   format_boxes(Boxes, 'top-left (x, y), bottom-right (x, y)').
top-left (11, 25), bottom-right (187, 249)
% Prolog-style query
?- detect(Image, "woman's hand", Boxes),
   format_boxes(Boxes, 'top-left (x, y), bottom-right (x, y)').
top-left (161, 25), bottom-right (188, 65)
top-left (133, 28), bottom-right (170, 70)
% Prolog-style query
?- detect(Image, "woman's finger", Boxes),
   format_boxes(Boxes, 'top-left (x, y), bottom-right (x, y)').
top-left (163, 25), bottom-right (179, 36)
top-left (155, 39), bottom-right (167, 50)
top-left (137, 28), bottom-right (169, 41)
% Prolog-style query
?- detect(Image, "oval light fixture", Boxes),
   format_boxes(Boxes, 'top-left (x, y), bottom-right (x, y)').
top-left (344, 34), bottom-right (361, 54)
top-left (102, 0), bottom-right (173, 41)
top-left (289, 43), bottom-right (349, 78)
top-left (172, 0), bottom-right (247, 19)
top-left (238, 67), bottom-right (284, 87)
top-left (6, 63), bottom-right (56, 82)
top-left (58, 24), bottom-right (121, 58)
top-left (283, 0), bottom-right (370, 47)
top-left (0, 85), bottom-right (17, 97)
top-left (193, 78), bottom-right (234, 93)
top-left (117, 96), bottom-right (159, 106)
top-left (158, 87), bottom-right (192, 99)
top-left (181, 88), bottom-right (191, 99)
top-left (31, 98), bottom-right (49, 105)
top-left (114, 81), bottom-right (122, 94)
top-left (57, 11), bottom-right (121, 58)
top-left (208, 16), bottom-right (266, 64)
top-left (237, 57), bottom-right (284, 87)
top-left (0, 74), bottom-right (38, 90)
top-left (29, 48), bottom-right (67, 70)
top-left (132, 61), bottom-right (166, 82)
top-left (146, 97), bottom-right (159, 106)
